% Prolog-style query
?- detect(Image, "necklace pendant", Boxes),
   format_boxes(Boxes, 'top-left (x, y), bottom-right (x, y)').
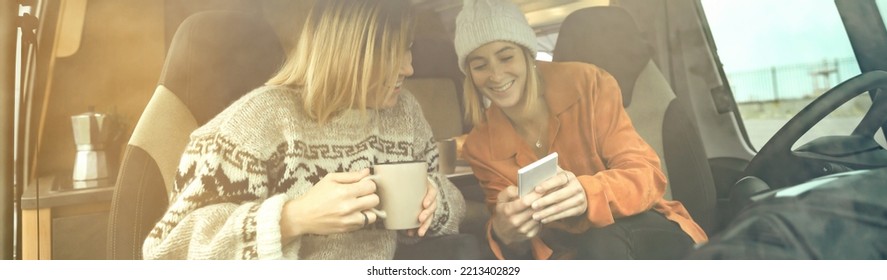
top-left (535, 140), bottom-right (542, 148)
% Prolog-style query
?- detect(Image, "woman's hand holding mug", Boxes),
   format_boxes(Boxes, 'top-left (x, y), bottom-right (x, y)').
top-left (279, 169), bottom-right (380, 243)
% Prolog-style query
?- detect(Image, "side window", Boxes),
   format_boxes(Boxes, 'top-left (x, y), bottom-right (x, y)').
top-left (702, 0), bottom-right (887, 150)
top-left (536, 32), bottom-right (557, 61)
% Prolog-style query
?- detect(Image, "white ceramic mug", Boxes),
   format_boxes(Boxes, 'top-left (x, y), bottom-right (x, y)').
top-left (363, 161), bottom-right (428, 230)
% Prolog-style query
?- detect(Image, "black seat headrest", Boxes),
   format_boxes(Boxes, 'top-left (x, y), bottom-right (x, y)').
top-left (159, 11), bottom-right (285, 125)
top-left (553, 6), bottom-right (653, 107)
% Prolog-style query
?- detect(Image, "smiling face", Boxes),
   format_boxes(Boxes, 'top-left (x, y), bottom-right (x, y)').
top-left (368, 48), bottom-right (414, 109)
top-left (466, 41), bottom-right (529, 109)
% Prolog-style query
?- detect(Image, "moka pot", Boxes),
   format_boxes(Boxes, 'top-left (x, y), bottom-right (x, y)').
top-left (71, 110), bottom-right (111, 189)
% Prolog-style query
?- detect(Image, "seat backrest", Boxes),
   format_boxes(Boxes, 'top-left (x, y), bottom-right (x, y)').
top-left (553, 6), bottom-right (718, 232)
top-left (106, 11), bottom-right (285, 259)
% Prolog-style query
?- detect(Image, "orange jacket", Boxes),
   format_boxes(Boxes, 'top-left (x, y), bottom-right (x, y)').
top-left (462, 61), bottom-right (708, 260)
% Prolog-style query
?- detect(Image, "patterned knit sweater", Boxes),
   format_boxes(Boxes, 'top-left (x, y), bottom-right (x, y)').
top-left (142, 85), bottom-right (466, 259)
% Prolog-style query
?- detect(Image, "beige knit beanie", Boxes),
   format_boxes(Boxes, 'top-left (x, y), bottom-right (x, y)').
top-left (454, 0), bottom-right (538, 74)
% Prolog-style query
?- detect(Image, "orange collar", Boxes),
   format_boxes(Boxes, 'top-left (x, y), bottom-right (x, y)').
top-left (484, 61), bottom-right (582, 160)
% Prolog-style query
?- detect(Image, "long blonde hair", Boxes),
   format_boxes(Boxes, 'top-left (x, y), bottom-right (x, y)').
top-left (267, 0), bottom-right (415, 123)
top-left (462, 46), bottom-right (543, 126)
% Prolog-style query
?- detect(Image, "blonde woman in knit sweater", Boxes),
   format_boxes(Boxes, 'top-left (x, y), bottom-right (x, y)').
top-left (143, 0), bottom-right (465, 260)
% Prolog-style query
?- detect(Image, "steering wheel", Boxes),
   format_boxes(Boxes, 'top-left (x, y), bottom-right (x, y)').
top-left (744, 70), bottom-right (887, 188)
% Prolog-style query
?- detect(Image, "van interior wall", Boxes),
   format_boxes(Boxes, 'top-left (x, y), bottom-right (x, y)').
top-left (34, 0), bottom-right (316, 179)
top-left (35, 0), bottom-right (164, 178)
top-left (1, 0), bottom-right (19, 260)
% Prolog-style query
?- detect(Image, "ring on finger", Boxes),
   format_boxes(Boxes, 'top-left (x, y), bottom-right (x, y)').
top-left (360, 211), bottom-right (369, 227)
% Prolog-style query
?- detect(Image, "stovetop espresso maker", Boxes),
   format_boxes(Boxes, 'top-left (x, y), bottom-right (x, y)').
top-left (71, 108), bottom-right (117, 189)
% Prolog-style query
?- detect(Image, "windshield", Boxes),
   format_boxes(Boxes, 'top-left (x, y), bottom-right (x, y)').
top-left (702, 0), bottom-right (887, 149)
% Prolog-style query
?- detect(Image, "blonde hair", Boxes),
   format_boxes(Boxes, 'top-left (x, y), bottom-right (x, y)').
top-left (463, 47), bottom-right (543, 126)
top-left (267, 0), bottom-right (415, 123)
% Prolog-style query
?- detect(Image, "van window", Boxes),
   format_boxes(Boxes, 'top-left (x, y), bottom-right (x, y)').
top-left (702, 0), bottom-right (887, 150)
top-left (536, 33), bottom-right (557, 61)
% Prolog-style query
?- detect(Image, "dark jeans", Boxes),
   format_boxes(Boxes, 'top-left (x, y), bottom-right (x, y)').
top-left (559, 211), bottom-right (694, 259)
top-left (394, 233), bottom-right (481, 260)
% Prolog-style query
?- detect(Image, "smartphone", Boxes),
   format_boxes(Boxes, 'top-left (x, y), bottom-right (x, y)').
top-left (517, 152), bottom-right (558, 197)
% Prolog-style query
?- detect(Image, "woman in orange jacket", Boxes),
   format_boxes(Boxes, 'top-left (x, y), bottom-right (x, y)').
top-left (455, 0), bottom-right (707, 259)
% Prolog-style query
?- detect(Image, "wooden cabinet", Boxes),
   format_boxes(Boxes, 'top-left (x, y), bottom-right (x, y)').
top-left (21, 175), bottom-right (114, 260)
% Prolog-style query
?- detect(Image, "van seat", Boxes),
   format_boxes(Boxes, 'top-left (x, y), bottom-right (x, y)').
top-left (553, 6), bottom-right (718, 233)
top-left (107, 11), bottom-right (284, 259)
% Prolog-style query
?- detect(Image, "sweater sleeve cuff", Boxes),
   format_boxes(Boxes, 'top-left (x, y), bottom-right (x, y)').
top-left (427, 176), bottom-right (448, 235)
top-left (579, 175), bottom-right (616, 227)
top-left (429, 177), bottom-right (443, 218)
top-left (255, 193), bottom-right (295, 260)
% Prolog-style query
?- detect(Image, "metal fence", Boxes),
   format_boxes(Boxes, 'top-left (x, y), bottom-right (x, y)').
top-left (726, 57), bottom-right (860, 103)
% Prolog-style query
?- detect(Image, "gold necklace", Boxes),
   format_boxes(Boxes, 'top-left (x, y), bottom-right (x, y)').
top-left (534, 124), bottom-right (545, 149)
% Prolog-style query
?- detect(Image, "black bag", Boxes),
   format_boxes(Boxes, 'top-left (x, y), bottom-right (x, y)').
top-left (688, 168), bottom-right (887, 259)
